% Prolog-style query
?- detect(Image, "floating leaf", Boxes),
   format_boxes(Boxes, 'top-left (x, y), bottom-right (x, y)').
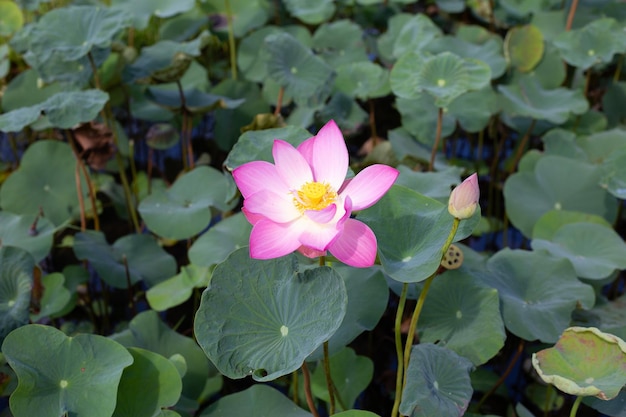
top-left (146, 265), bottom-right (211, 312)
top-left (188, 213), bottom-right (252, 267)
top-left (554, 18), bottom-right (626, 70)
top-left (392, 14), bottom-right (443, 58)
top-left (395, 94), bottom-right (456, 146)
top-left (0, 1), bottom-right (23, 37)
top-left (532, 209), bottom-right (612, 240)
top-left (419, 269), bottom-right (506, 365)
top-left (199, 0), bottom-right (269, 38)
top-left (0, 247), bottom-right (33, 343)
top-left (498, 77), bottom-right (588, 124)
top-left (504, 155), bottom-right (618, 237)
top-left (448, 86), bottom-right (499, 133)
top-left (199, 384), bottom-right (312, 417)
top-left (334, 61), bottom-right (390, 100)
top-left (311, 348), bottom-right (373, 411)
top-left (111, 0), bottom-right (195, 29)
top-left (395, 165), bottom-right (463, 204)
top-left (504, 24), bottom-right (544, 72)
top-left (30, 273), bottom-right (71, 322)
top-left (376, 13), bottom-right (412, 62)
top-left (426, 34), bottom-right (506, 79)
top-left (531, 223), bottom-right (626, 280)
top-left (480, 249), bottom-right (595, 343)
top-left (400, 344), bottom-right (474, 417)
top-left (599, 149), bottom-right (626, 199)
top-left (312, 20), bottom-right (369, 68)
top-left (2, 324), bottom-right (133, 417)
top-left (283, 0), bottom-right (335, 25)
top-left (138, 166), bottom-right (233, 240)
top-left (194, 249), bottom-right (347, 381)
top-left (113, 347), bottom-right (182, 417)
top-left (73, 231), bottom-right (177, 289)
top-left (0, 212), bottom-right (55, 263)
top-left (532, 327), bottom-right (626, 400)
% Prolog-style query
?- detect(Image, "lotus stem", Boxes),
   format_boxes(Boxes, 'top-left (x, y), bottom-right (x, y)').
top-left (323, 341), bottom-right (336, 414)
top-left (476, 338), bottom-right (525, 411)
top-left (292, 370), bottom-right (299, 405)
top-left (369, 99), bottom-right (379, 145)
top-left (613, 55), bottom-right (623, 82)
top-left (569, 396), bottom-right (583, 417)
top-left (275, 86), bottom-right (284, 115)
top-left (565, 0), bottom-right (580, 31)
top-left (302, 361), bottom-right (320, 417)
top-left (429, 107), bottom-right (444, 171)
top-left (75, 160), bottom-right (87, 231)
top-left (509, 119), bottom-right (537, 175)
top-left (391, 283), bottom-right (409, 417)
top-left (176, 80), bottom-right (191, 171)
top-left (224, 0), bottom-right (238, 81)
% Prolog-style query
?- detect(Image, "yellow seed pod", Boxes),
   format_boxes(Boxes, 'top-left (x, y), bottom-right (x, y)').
top-left (441, 244), bottom-right (463, 270)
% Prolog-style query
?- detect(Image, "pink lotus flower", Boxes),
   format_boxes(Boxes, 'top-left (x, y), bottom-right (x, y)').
top-left (448, 173), bottom-right (479, 220)
top-left (232, 120), bottom-right (399, 267)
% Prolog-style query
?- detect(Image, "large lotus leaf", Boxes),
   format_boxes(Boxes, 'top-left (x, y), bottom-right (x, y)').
top-left (146, 264), bottom-right (210, 312)
top-left (498, 77), bottom-right (588, 124)
top-left (334, 61), bottom-right (390, 100)
top-left (426, 35), bottom-right (506, 79)
top-left (199, 384), bottom-right (312, 417)
top-left (599, 149), bottom-right (626, 199)
top-left (312, 20), bottom-right (369, 68)
top-left (394, 165), bottom-right (463, 204)
top-left (265, 32), bottom-right (335, 107)
top-left (238, 25), bottom-right (311, 83)
top-left (554, 18), bottom-right (626, 70)
top-left (0, 43), bottom-right (8, 78)
top-left (20, 5), bottom-right (128, 62)
top-left (283, 0), bottom-right (335, 24)
top-left (376, 13), bottom-right (412, 62)
top-left (577, 129), bottom-right (626, 164)
top-left (0, 246), bottom-right (33, 343)
top-left (0, 212), bottom-right (55, 263)
top-left (138, 166), bottom-right (233, 240)
top-left (532, 327), bottom-right (626, 400)
top-left (188, 213), bottom-right (252, 267)
top-left (504, 155), bottom-right (618, 237)
top-left (113, 347), bottom-right (182, 417)
top-left (30, 273), bottom-right (71, 322)
top-left (448, 86), bottom-right (499, 133)
top-left (123, 36), bottom-right (204, 83)
top-left (199, 0), bottom-right (269, 38)
top-left (400, 343), bottom-right (474, 417)
top-left (1, 69), bottom-right (64, 113)
top-left (308, 264), bottom-right (388, 360)
top-left (419, 269), bottom-right (506, 366)
top-left (0, 1), bottom-right (23, 36)
top-left (603, 82), bottom-right (626, 128)
top-left (0, 140), bottom-right (89, 226)
top-left (480, 249), bottom-right (595, 343)
top-left (391, 51), bottom-right (491, 108)
top-left (318, 92), bottom-right (368, 132)
top-left (0, 89), bottom-right (109, 131)
top-left (395, 95), bottom-right (456, 146)
top-left (504, 24), bottom-right (544, 72)
top-left (159, 7), bottom-right (209, 42)
top-left (532, 209), bottom-right (612, 240)
top-left (358, 185), bottom-right (480, 283)
top-left (145, 86), bottom-right (244, 113)
top-left (194, 249), bottom-right (347, 381)
top-left (574, 293), bottom-right (626, 345)
top-left (110, 310), bottom-right (216, 402)
top-left (1, 324), bottom-right (133, 417)
top-left (111, 0), bottom-right (194, 29)
top-left (562, 109), bottom-right (608, 136)
top-left (392, 14), bottom-right (443, 59)
top-left (311, 347), bottom-right (373, 411)
top-left (541, 128), bottom-right (588, 161)
top-left (523, 43), bottom-right (567, 89)
top-left (531, 222), bottom-right (626, 280)
top-left (73, 231), bottom-right (177, 289)
top-left (224, 125), bottom-right (311, 170)
top-left (585, 390), bottom-right (626, 417)
top-left (498, 0), bottom-right (549, 18)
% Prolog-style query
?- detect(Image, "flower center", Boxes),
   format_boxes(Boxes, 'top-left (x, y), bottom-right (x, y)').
top-left (293, 181), bottom-right (336, 212)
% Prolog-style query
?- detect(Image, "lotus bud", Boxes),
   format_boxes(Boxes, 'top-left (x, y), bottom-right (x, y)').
top-left (448, 173), bottom-right (479, 220)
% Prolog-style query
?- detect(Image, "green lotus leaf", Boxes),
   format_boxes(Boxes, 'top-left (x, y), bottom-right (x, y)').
top-left (377, 13), bottom-right (412, 63)
top-left (532, 327), bottom-right (626, 399)
top-left (541, 128), bottom-right (587, 161)
top-left (311, 347), bottom-right (373, 412)
top-left (146, 264), bottom-right (211, 312)
top-left (504, 24), bottom-right (544, 72)
top-left (265, 32), bottom-right (335, 107)
top-left (520, 43), bottom-right (567, 89)
top-left (480, 249), bottom-right (594, 343)
top-left (426, 35), bottom-right (506, 79)
top-left (317, 92), bottom-right (368, 132)
top-left (599, 149), bottom-right (626, 199)
top-left (145, 123), bottom-right (180, 150)
top-left (577, 129), bottom-right (626, 164)
top-left (199, 384), bottom-right (312, 417)
top-left (395, 94), bottom-right (456, 146)
top-left (448, 86), bottom-right (499, 133)
top-left (562, 109), bottom-right (607, 136)
top-left (0, 212), bottom-right (55, 263)
top-left (312, 20), bottom-right (369, 68)
top-left (419, 269), bottom-right (506, 365)
top-left (437, 0), bottom-right (465, 12)
top-left (392, 14), bottom-right (443, 59)
top-left (400, 344), bottom-right (474, 417)
top-left (224, 125), bottom-right (312, 170)
top-left (498, 77), bottom-right (588, 124)
top-left (113, 347), bottom-right (182, 417)
top-left (554, 18), bottom-right (626, 70)
top-left (0, 1), bottom-right (23, 37)
top-left (283, 0), bottom-right (335, 24)
top-left (0, 246), bottom-right (33, 343)
top-left (391, 51), bottom-right (491, 107)
top-left (159, 8), bottom-right (209, 41)
top-left (359, 185), bottom-right (480, 283)
top-left (139, 166), bottom-right (235, 240)
top-left (531, 222), bottom-right (626, 280)
top-left (0, 44), bottom-right (8, 79)
top-left (0, 140), bottom-right (88, 226)
top-left (111, 0), bottom-right (194, 29)
top-left (504, 155), bottom-right (618, 237)
top-left (194, 249), bottom-right (347, 381)
top-left (188, 212), bottom-right (252, 267)
top-left (395, 165), bottom-right (464, 204)
top-left (1, 324), bottom-right (133, 417)
top-left (30, 273), bottom-right (71, 322)
top-left (308, 264), bottom-right (388, 360)
top-left (145, 86), bottom-right (244, 112)
top-left (334, 61), bottom-right (390, 100)
top-left (584, 389), bottom-right (626, 417)
top-left (498, 0), bottom-right (550, 18)
top-left (199, 0), bottom-right (269, 38)
top-left (532, 209), bottom-right (612, 241)
top-left (603, 82), bottom-right (626, 128)
top-left (73, 231), bottom-right (177, 288)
